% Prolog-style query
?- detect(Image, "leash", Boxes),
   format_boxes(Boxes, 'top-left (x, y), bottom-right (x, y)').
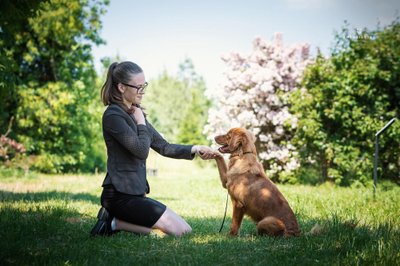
top-left (218, 192), bottom-right (229, 233)
top-left (218, 152), bottom-right (253, 233)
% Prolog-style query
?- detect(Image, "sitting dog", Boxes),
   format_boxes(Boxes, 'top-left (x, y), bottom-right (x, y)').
top-left (214, 128), bottom-right (300, 237)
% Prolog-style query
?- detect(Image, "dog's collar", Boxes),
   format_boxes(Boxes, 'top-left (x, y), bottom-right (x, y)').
top-left (230, 151), bottom-right (253, 158)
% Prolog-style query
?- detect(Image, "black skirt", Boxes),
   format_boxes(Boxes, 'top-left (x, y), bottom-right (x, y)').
top-left (101, 184), bottom-right (166, 228)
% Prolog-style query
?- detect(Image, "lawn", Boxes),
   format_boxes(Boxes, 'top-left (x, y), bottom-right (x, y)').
top-left (0, 151), bottom-right (399, 265)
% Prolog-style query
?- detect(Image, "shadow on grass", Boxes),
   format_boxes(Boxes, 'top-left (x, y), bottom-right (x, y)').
top-left (0, 202), bottom-right (95, 265)
top-left (185, 216), bottom-right (400, 265)
top-left (0, 190), bottom-right (399, 265)
top-left (1, 208), bottom-right (398, 265)
top-left (0, 189), bottom-right (99, 204)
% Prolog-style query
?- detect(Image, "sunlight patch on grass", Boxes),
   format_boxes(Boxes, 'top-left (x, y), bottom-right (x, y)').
top-left (1, 152), bottom-right (399, 265)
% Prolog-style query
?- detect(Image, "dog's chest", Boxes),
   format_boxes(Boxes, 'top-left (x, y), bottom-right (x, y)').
top-left (226, 179), bottom-right (249, 206)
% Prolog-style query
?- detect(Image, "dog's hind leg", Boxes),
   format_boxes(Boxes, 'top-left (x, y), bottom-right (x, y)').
top-left (256, 216), bottom-right (286, 237)
top-left (215, 155), bottom-right (228, 188)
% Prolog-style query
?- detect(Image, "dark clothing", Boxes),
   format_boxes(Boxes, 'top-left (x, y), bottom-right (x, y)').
top-left (101, 184), bottom-right (166, 227)
top-left (102, 103), bottom-right (194, 195)
top-left (101, 103), bottom-right (194, 227)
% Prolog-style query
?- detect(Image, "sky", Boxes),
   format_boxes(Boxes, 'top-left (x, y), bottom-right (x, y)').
top-left (92, 0), bottom-right (400, 91)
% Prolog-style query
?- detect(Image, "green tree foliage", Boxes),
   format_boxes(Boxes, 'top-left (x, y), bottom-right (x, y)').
top-left (176, 87), bottom-right (210, 145)
top-left (1, 0), bottom-right (109, 173)
top-left (0, 0), bottom-right (47, 134)
top-left (176, 59), bottom-right (210, 145)
top-left (290, 21), bottom-right (400, 185)
top-left (144, 58), bottom-right (210, 145)
top-left (144, 72), bottom-right (185, 142)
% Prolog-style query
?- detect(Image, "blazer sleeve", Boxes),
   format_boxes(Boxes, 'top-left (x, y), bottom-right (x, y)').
top-left (103, 113), bottom-right (151, 160)
top-left (147, 121), bottom-right (195, 160)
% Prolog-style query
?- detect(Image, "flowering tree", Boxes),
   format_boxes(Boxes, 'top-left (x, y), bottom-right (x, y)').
top-left (0, 135), bottom-right (26, 162)
top-left (0, 117), bottom-right (26, 164)
top-left (205, 34), bottom-right (311, 182)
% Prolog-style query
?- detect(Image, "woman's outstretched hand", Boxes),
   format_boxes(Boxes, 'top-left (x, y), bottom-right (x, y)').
top-left (192, 145), bottom-right (221, 160)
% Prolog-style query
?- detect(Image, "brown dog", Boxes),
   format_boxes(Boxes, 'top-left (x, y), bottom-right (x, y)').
top-left (214, 128), bottom-right (300, 237)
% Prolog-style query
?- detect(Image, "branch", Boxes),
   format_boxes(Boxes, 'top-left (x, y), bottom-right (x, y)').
top-left (4, 116), bottom-right (14, 137)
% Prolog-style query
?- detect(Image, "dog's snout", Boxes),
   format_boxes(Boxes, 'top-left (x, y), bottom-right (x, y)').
top-left (214, 134), bottom-right (225, 144)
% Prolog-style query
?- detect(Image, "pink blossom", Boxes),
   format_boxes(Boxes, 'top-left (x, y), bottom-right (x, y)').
top-left (205, 34), bottom-right (312, 178)
top-left (0, 135), bottom-right (26, 160)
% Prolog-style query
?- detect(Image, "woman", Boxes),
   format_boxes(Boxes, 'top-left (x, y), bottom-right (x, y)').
top-left (90, 61), bottom-right (216, 237)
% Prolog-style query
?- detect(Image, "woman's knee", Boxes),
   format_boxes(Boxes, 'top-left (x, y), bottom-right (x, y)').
top-left (154, 208), bottom-right (192, 236)
top-left (176, 222), bottom-right (192, 236)
top-left (168, 223), bottom-right (192, 237)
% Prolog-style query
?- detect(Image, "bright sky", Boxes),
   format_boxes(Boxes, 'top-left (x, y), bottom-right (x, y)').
top-left (92, 0), bottom-right (400, 91)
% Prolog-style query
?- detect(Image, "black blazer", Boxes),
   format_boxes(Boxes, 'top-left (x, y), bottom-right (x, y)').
top-left (102, 104), bottom-right (194, 195)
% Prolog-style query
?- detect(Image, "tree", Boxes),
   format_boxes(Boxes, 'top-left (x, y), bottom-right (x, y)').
top-left (144, 71), bottom-right (186, 142)
top-left (290, 21), bottom-right (400, 185)
top-left (1, 0), bottom-right (109, 173)
top-left (144, 58), bottom-right (210, 145)
top-left (0, 0), bottom-right (47, 134)
top-left (176, 59), bottom-right (210, 145)
top-left (205, 34), bottom-right (311, 182)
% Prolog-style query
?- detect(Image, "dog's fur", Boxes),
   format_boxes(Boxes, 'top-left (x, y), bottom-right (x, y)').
top-left (214, 128), bottom-right (300, 237)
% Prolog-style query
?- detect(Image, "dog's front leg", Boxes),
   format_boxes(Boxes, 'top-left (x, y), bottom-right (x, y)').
top-left (215, 155), bottom-right (228, 188)
top-left (229, 200), bottom-right (245, 236)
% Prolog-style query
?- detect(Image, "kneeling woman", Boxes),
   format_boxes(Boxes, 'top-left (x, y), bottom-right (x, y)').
top-left (90, 61), bottom-right (215, 237)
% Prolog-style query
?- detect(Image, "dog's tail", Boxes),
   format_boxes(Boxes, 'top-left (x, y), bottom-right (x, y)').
top-left (256, 216), bottom-right (286, 237)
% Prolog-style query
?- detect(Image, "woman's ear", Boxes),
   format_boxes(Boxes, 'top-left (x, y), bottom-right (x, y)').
top-left (117, 83), bottom-right (125, 94)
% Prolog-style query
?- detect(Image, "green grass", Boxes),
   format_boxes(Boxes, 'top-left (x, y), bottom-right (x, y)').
top-left (1, 151), bottom-right (399, 265)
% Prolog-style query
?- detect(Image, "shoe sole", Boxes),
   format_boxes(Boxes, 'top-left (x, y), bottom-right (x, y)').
top-left (90, 207), bottom-right (109, 237)
top-left (90, 220), bottom-right (106, 236)
top-left (97, 207), bottom-right (109, 220)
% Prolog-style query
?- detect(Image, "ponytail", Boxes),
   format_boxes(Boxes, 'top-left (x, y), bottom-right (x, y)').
top-left (101, 62), bottom-right (119, 106)
top-left (100, 61), bottom-right (144, 106)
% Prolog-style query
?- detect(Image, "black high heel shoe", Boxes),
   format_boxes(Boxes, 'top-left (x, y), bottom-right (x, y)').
top-left (90, 207), bottom-right (114, 236)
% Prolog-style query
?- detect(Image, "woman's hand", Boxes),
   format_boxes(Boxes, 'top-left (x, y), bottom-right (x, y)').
top-left (192, 145), bottom-right (220, 160)
top-left (133, 106), bottom-right (146, 125)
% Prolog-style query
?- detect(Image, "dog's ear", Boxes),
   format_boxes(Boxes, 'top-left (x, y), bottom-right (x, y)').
top-left (228, 129), bottom-right (245, 154)
top-left (247, 130), bottom-right (256, 143)
top-left (244, 130), bottom-right (257, 154)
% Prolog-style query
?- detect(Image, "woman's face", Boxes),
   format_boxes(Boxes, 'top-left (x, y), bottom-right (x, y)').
top-left (121, 72), bottom-right (146, 106)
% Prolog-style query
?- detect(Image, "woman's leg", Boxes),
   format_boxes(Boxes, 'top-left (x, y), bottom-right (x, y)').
top-left (114, 218), bottom-right (152, 234)
top-left (114, 208), bottom-right (191, 237)
top-left (152, 207), bottom-right (192, 237)
top-left (101, 185), bottom-right (191, 237)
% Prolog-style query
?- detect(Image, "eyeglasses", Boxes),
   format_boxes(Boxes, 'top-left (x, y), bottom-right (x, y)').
top-left (121, 82), bottom-right (148, 94)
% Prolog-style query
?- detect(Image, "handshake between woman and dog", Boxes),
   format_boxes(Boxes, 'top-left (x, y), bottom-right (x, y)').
top-left (213, 128), bottom-right (300, 237)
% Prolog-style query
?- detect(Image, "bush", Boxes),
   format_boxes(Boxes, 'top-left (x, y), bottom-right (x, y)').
top-left (290, 21), bottom-right (400, 185)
